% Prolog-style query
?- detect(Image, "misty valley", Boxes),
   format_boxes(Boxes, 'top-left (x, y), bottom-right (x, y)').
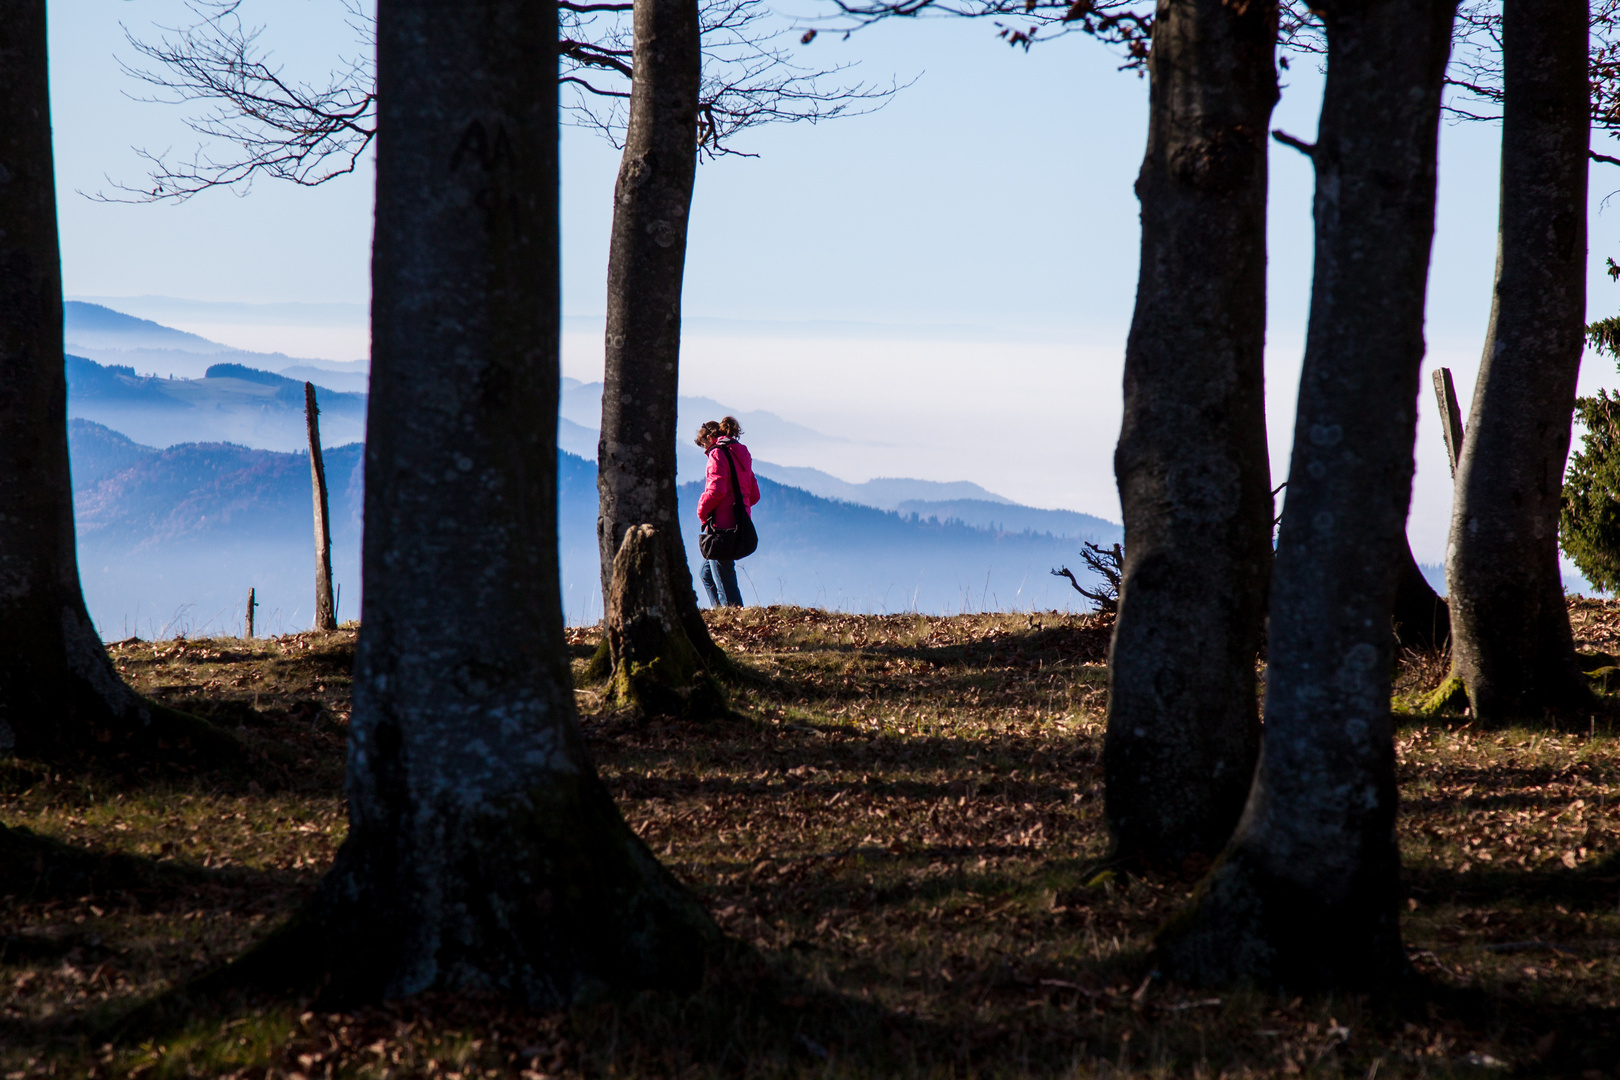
top-left (62, 303), bottom-right (1120, 637)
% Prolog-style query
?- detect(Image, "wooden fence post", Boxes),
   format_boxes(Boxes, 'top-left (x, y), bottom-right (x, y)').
top-left (305, 382), bottom-right (337, 631)
top-left (246, 586), bottom-right (257, 639)
top-left (1432, 367), bottom-right (1465, 477)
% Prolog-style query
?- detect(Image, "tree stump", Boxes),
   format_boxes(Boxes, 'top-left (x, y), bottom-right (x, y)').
top-left (604, 525), bottom-right (725, 719)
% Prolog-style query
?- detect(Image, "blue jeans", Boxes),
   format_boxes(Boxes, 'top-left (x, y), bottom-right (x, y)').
top-left (700, 559), bottom-right (743, 607)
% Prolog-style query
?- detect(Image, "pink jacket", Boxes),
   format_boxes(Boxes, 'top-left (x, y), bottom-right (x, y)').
top-left (697, 438), bottom-right (760, 531)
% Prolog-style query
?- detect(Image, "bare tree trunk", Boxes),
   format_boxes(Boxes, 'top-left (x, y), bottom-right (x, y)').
top-left (305, 382), bottom-right (337, 632)
top-left (0, 2), bottom-right (236, 763)
top-left (1392, 539), bottom-right (1448, 652)
top-left (1157, 0), bottom-right (1456, 989)
top-left (604, 524), bottom-right (726, 718)
top-left (1447, 0), bottom-right (1589, 720)
top-left (596, 0), bottom-right (725, 663)
top-left (250, 0), bottom-right (715, 1007)
top-left (1105, 0), bottom-right (1277, 873)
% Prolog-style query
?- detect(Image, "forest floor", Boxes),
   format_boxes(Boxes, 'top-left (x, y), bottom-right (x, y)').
top-left (3, 602), bottom-right (1620, 1077)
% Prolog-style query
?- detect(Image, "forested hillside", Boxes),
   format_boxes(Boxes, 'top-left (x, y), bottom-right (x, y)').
top-left (65, 353), bottom-right (367, 451)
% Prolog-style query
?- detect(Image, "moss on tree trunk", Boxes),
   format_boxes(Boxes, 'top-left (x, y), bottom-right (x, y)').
top-left (603, 525), bottom-right (727, 719)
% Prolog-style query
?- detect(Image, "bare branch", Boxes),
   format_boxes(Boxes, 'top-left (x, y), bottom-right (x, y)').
top-left (560, 75), bottom-right (633, 100)
top-left (812, 0), bottom-right (1333, 75)
top-left (559, 38), bottom-right (636, 79)
top-left (818, 0), bottom-right (1154, 68)
top-left (1270, 129), bottom-right (1315, 158)
top-left (94, 1), bottom-right (375, 201)
top-left (692, 0), bottom-right (908, 156)
top-left (111, 0), bottom-right (903, 197)
top-left (1444, 0), bottom-right (1620, 134)
top-left (1051, 541), bottom-right (1122, 615)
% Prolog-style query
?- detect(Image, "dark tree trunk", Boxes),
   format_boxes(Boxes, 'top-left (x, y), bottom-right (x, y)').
top-left (263, 0), bottom-right (716, 1007)
top-left (1105, 0), bottom-right (1278, 873)
top-left (305, 382), bottom-right (337, 632)
top-left (596, 0), bottom-right (723, 662)
top-left (1392, 539), bottom-right (1449, 652)
top-left (604, 524), bottom-right (726, 718)
top-left (1447, 0), bottom-right (1589, 720)
top-left (0, 2), bottom-right (235, 763)
top-left (1157, 0), bottom-right (1457, 989)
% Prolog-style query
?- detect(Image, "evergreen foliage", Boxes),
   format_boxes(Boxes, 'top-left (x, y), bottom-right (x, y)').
top-left (1587, 316), bottom-right (1620, 357)
top-left (1561, 328), bottom-right (1620, 592)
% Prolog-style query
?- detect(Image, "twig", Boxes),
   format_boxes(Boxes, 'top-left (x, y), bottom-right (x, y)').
top-left (1270, 129), bottom-right (1315, 157)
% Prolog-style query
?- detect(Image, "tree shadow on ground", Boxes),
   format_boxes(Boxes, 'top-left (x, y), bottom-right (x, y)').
top-left (1407, 851), bottom-right (1620, 909)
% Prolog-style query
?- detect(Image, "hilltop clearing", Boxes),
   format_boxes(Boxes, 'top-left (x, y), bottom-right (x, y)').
top-left (3, 605), bottom-right (1620, 1075)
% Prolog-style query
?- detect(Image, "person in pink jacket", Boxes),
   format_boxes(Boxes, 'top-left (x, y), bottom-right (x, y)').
top-left (694, 416), bottom-right (760, 607)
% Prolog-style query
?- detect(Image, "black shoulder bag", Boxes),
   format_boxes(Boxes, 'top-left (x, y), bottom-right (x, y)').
top-left (699, 445), bottom-right (759, 561)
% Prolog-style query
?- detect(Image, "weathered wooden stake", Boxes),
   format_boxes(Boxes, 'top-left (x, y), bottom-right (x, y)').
top-left (305, 382), bottom-right (337, 631)
top-left (246, 587), bottom-right (257, 639)
top-left (1432, 367), bottom-right (1465, 477)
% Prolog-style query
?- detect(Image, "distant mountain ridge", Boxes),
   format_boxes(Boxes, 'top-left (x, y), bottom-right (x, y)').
top-left (62, 304), bottom-right (1127, 631)
top-left (64, 302), bottom-right (225, 354)
top-left (558, 376), bottom-right (1024, 511)
top-left (66, 351), bottom-right (1109, 534)
top-left (67, 420), bottom-right (1117, 635)
top-left (69, 420), bottom-right (365, 637)
top-left (747, 463), bottom-right (1014, 510)
top-left (895, 498), bottom-right (1118, 538)
top-left (66, 353), bottom-right (367, 453)
top-left (66, 307), bottom-right (1081, 523)
top-left (64, 301), bottom-right (370, 389)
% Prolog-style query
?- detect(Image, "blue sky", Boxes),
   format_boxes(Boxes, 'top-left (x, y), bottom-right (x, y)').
top-left (44, 1), bottom-right (1620, 568)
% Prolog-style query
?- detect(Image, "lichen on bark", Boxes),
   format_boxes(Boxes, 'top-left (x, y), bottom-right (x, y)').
top-left (603, 525), bottom-right (727, 719)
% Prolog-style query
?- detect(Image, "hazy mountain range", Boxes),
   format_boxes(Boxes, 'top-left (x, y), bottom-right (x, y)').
top-left (61, 305), bottom-right (1123, 635)
top-left (65, 301), bottom-right (369, 391)
top-left (69, 418), bottom-right (1116, 635)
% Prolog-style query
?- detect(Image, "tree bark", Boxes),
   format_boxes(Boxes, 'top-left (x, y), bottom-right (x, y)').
top-left (305, 382), bottom-right (337, 632)
top-left (262, 0), bottom-right (717, 1007)
top-left (597, 0), bottom-right (725, 664)
top-left (1157, 0), bottom-right (1457, 989)
top-left (1105, 0), bottom-right (1278, 873)
top-left (604, 524), bottom-right (726, 718)
top-left (0, 2), bottom-right (236, 763)
top-left (1447, 0), bottom-right (1590, 720)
